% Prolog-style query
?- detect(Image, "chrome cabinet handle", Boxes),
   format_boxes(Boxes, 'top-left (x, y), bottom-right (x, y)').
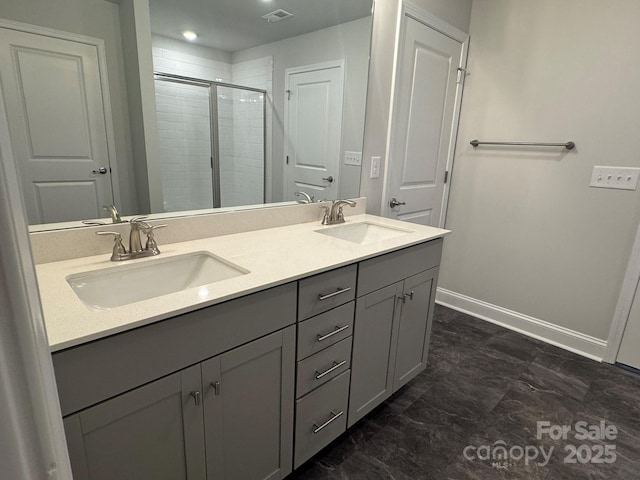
top-left (190, 391), bottom-right (201, 406)
top-left (313, 410), bottom-right (344, 434)
top-left (92, 166), bottom-right (108, 174)
top-left (322, 176), bottom-right (334, 183)
top-left (210, 381), bottom-right (221, 396)
top-left (317, 325), bottom-right (350, 342)
top-left (315, 360), bottom-right (347, 379)
top-left (389, 197), bottom-right (406, 208)
top-left (399, 290), bottom-right (415, 303)
top-left (318, 287), bottom-right (351, 301)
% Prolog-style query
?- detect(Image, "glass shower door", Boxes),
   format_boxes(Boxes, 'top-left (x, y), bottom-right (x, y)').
top-left (154, 78), bottom-right (214, 212)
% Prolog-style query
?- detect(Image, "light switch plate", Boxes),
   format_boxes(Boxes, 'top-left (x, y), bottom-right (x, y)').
top-left (344, 151), bottom-right (362, 166)
top-left (370, 156), bottom-right (381, 179)
top-left (590, 166), bottom-right (640, 191)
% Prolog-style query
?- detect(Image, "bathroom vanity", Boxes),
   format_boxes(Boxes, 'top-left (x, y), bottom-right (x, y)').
top-left (38, 214), bottom-right (447, 479)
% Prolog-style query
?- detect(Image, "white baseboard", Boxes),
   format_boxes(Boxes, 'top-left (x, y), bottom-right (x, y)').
top-left (436, 288), bottom-right (607, 362)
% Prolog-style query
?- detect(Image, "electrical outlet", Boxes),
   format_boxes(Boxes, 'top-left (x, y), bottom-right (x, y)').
top-left (370, 156), bottom-right (381, 179)
top-left (590, 166), bottom-right (640, 191)
top-left (344, 151), bottom-right (362, 166)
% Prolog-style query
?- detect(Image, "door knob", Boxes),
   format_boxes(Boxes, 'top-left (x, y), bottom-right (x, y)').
top-left (389, 197), bottom-right (406, 208)
top-left (92, 166), bottom-right (108, 175)
top-left (322, 176), bottom-right (334, 183)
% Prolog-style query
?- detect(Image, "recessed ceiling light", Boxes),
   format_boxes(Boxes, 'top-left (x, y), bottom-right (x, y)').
top-left (182, 31), bottom-right (198, 42)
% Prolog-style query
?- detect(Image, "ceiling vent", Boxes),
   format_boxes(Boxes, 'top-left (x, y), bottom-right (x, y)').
top-left (262, 9), bottom-right (294, 23)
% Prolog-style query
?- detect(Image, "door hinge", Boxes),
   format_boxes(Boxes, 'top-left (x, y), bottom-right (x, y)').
top-left (456, 67), bottom-right (467, 84)
top-left (286, 155), bottom-right (289, 165)
top-left (444, 170), bottom-right (449, 184)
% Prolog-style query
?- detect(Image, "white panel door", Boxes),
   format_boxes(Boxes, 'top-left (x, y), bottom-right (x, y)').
top-left (284, 62), bottom-right (344, 201)
top-left (384, 16), bottom-right (464, 226)
top-left (618, 279), bottom-right (640, 369)
top-left (0, 27), bottom-right (115, 224)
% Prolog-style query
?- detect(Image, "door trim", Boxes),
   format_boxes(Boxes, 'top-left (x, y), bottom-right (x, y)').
top-left (283, 59), bottom-right (345, 201)
top-left (603, 218), bottom-right (640, 363)
top-left (380, 2), bottom-right (469, 227)
top-left (0, 77), bottom-right (73, 479)
top-left (0, 18), bottom-right (122, 210)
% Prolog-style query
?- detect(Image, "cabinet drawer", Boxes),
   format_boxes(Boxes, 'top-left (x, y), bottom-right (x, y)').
top-left (297, 302), bottom-right (354, 360)
top-left (357, 239), bottom-right (443, 296)
top-left (298, 264), bottom-right (357, 320)
top-left (296, 337), bottom-right (352, 398)
top-left (294, 370), bottom-right (350, 469)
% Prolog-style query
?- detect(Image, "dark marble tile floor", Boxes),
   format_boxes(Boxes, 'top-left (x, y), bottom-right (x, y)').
top-left (289, 305), bottom-right (640, 479)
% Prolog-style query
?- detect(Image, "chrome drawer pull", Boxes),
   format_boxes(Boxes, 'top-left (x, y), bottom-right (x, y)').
top-left (318, 287), bottom-right (352, 301)
top-left (313, 410), bottom-right (344, 434)
top-left (210, 381), bottom-right (221, 396)
top-left (190, 391), bottom-right (201, 406)
top-left (317, 325), bottom-right (350, 342)
top-left (315, 360), bottom-right (347, 379)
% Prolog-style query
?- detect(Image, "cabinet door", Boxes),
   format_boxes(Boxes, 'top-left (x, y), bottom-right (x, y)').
top-left (393, 267), bottom-right (439, 391)
top-left (202, 326), bottom-right (295, 480)
top-left (348, 282), bottom-right (403, 427)
top-left (63, 365), bottom-right (206, 480)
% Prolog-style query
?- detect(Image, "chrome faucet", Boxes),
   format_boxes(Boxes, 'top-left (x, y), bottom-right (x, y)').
top-left (103, 204), bottom-right (123, 224)
top-left (97, 216), bottom-right (167, 261)
top-left (294, 191), bottom-right (314, 204)
top-left (128, 216), bottom-right (148, 253)
top-left (82, 204), bottom-right (126, 226)
top-left (320, 199), bottom-right (357, 225)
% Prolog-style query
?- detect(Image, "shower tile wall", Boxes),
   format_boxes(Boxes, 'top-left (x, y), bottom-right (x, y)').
top-left (152, 46), bottom-right (272, 210)
top-left (232, 57), bottom-right (273, 206)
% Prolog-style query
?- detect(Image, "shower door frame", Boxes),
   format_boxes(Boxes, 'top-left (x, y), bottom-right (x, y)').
top-left (154, 72), bottom-right (267, 208)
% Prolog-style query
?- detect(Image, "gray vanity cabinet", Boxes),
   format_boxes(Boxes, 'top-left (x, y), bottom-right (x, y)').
top-left (392, 268), bottom-right (438, 391)
top-left (63, 365), bottom-right (207, 480)
top-left (55, 283), bottom-right (297, 480)
top-left (202, 327), bottom-right (295, 480)
top-left (348, 282), bottom-right (403, 426)
top-left (54, 239), bottom-right (444, 478)
top-left (63, 327), bottom-right (295, 480)
top-left (348, 240), bottom-right (442, 427)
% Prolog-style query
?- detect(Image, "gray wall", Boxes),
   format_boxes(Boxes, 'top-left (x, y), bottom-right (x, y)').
top-left (0, 0), bottom-right (138, 214)
top-left (440, 0), bottom-right (640, 340)
top-left (360, 0), bottom-right (473, 214)
top-left (234, 17), bottom-right (372, 202)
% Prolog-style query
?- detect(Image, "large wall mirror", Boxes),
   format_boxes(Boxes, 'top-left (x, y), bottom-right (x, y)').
top-left (0, 0), bottom-right (373, 230)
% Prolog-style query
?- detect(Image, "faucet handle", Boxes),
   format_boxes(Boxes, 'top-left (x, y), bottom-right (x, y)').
top-left (96, 231), bottom-right (127, 258)
top-left (319, 205), bottom-right (331, 225)
top-left (140, 223), bottom-right (167, 235)
top-left (142, 224), bottom-right (167, 253)
top-left (96, 231), bottom-right (123, 239)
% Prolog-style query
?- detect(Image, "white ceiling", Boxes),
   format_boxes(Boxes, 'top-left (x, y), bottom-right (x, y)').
top-left (149, 0), bottom-right (373, 53)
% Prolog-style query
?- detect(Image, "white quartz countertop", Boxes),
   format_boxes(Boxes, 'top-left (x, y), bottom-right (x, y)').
top-left (37, 214), bottom-right (449, 352)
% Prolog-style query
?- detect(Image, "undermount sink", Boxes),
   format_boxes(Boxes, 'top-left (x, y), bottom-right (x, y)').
top-left (66, 251), bottom-right (249, 310)
top-left (315, 221), bottom-right (414, 245)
